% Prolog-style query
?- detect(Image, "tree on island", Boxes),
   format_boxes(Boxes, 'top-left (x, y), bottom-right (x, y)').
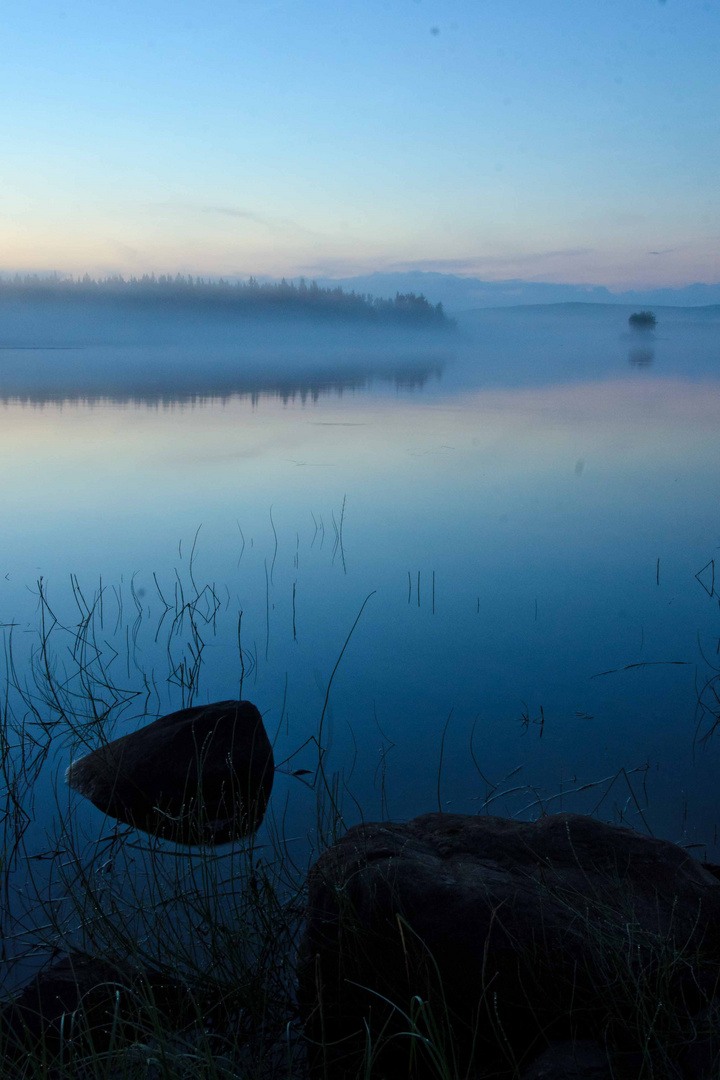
top-left (628, 310), bottom-right (657, 328)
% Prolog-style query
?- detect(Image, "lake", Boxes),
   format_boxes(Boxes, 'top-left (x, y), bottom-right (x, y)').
top-left (2, 301), bottom-right (720, 874)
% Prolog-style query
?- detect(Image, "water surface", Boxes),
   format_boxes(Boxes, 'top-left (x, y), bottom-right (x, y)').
top-left (2, 303), bottom-right (719, 857)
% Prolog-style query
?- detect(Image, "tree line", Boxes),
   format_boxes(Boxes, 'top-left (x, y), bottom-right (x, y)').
top-left (0, 273), bottom-right (453, 327)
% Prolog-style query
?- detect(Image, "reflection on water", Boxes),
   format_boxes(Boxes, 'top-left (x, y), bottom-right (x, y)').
top-left (627, 319), bottom-right (656, 367)
top-left (0, 351), bottom-right (446, 407)
top-left (629, 346), bottom-right (654, 366)
top-left (0, 302), bottom-right (453, 405)
top-left (1, 304), bottom-right (720, 858)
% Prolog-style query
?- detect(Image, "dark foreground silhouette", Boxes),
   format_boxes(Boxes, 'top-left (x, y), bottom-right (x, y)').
top-left (300, 812), bottom-right (720, 1078)
top-left (66, 700), bottom-right (274, 845)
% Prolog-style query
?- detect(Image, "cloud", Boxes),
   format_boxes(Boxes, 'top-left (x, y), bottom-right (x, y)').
top-left (297, 248), bottom-right (595, 280)
top-left (387, 249), bottom-right (594, 273)
top-left (198, 204), bottom-right (322, 239)
top-left (297, 256), bottom-right (381, 277)
top-left (648, 248), bottom-right (678, 256)
top-left (388, 257), bottom-right (491, 272)
top-left (144, 201), bottom-right (323, 240)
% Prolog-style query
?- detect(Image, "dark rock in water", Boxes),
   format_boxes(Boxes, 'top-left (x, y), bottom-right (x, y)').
top-left (519, 1040), bottom-right (619, 1079)
top-left (66, 700), bottom-right (274, 845)
top-left (298, 813), bottom-right (720, 1078)
top-left (0, 954), bottom-right (188, 1059)
top-left (702, 860), bottom-right (720, 883)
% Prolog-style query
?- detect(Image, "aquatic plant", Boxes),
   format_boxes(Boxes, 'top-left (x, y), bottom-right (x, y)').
top-left (0, 558), bottom-right (717, 1078)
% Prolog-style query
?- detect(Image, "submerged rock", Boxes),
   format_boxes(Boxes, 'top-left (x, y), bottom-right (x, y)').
top-left (0, 954), bottom-right (188, 1059)
top-left (298, 812), bottom-right (720, 1077)
top-left (66, 699), bottom-right (274, 845)
top-left (519, 1040), bottom-right (619, 1080)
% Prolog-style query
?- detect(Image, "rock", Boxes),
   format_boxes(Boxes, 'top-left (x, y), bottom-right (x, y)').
top-left (519, 1040), bottom-right (617, 1079)
top-left (66, 700), bottom-right (274, 845)
top-left (298, 813), bottom-right (720, 1078)
top-left (680, 1001), bottom-right (720, 1079)
top-left (702, 861), bottom-right (720, 884)
top-left (0, 954), bottom-right (188, 1059)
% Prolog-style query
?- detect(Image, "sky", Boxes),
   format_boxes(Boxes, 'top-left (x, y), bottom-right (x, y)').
top-left (1, 0), bottom-right (718, 289)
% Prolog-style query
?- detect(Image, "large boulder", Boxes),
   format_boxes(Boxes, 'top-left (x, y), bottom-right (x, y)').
top-left (66, 700), bottom-right (274, 845)
top-left (298, 813), bottom-right (720, 1077)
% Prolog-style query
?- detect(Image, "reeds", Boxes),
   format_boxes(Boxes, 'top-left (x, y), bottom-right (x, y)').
top-left (1, 545), bottom-right (718, 1079)
top-left (0, 570), bottom-right (305, 1077)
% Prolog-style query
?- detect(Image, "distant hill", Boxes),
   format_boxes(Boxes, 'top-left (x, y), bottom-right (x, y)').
top-left (5, 270), bottom-right (720, 321)
top-left (456, 301), bottom-right (720, 323)
top-left (312, 271), bottom-right (720, 314)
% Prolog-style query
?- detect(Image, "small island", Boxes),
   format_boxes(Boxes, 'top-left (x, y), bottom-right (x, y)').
top-left (628, 310), bottom-right (657, 328)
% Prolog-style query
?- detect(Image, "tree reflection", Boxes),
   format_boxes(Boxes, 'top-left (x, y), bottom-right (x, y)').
top-left (628, 346), bottom-right (654, 367)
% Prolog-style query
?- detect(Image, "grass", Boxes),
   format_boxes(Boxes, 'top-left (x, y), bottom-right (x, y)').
top-left (299, 821), bottom-right (720, 1079)
top-left (1, 562), bottom-right (719, 1079)
top-left (0, 574), bottom-right (306, 1077)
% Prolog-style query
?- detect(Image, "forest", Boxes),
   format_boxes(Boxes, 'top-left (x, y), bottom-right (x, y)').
top-left (0, 273), bottom-right (453, 327)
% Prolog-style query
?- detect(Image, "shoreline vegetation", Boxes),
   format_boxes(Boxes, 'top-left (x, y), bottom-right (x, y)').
top-left (1, 555), bottom-right (720, 1078)
top-left (0, 273), bottom-right (454, 329)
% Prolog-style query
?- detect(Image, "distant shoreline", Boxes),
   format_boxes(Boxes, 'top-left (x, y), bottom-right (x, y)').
top-left (455, 300), bottom-right (720, 321)
top-left (0, 274), bottom-right (454, 329)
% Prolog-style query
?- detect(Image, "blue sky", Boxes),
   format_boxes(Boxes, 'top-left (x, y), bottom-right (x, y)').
top-left (1, 0), bottom-right (718, 287)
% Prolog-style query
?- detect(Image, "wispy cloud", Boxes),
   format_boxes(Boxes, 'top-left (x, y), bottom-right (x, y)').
top-left (296, 249), bottom-right (595, 279)
top-left (387, 249), bottom-right (594, 273)
top-left (299, 249), bottom-right (596, 280)
top-left (144, 201), bottom-right (324, 240)
top-left (297, 256), bottom-right (381, 277)
top-left (198, 204), bottom-right (325, 240)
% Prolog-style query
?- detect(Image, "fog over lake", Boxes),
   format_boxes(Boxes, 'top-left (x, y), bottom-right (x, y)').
top-left (2, 300), bottom-right (720, 858)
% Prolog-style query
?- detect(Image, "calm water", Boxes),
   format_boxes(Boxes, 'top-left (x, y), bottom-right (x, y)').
top-left (2, 303), bottom-right (720, 857)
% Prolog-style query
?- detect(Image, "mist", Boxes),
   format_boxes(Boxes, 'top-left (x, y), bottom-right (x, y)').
top-left (3, 285), bottom-right (719, 405)
top-left (0, 283), bottom-right (453, 404)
